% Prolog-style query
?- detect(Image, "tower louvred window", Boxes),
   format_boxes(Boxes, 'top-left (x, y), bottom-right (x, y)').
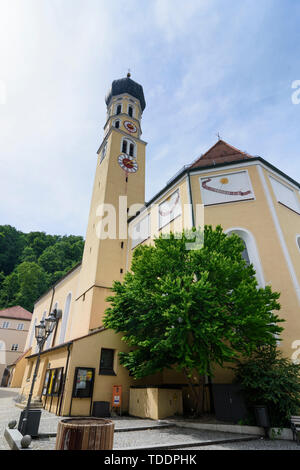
top-left (129, 143), bottom-right (134, 157)
top-left (116, 104), bottom-right (122, 115)
top-left (128, 106), bottom-right (133, 117)
top-left (122, 140), bottom-right (128, 154)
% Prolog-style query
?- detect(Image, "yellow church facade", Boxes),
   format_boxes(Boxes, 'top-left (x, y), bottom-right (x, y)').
top-left (17, 74), bottom-right (300, 419)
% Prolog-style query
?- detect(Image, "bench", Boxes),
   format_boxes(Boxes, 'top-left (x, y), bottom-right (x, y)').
top-left (290, 416), bottom-right (300, 445)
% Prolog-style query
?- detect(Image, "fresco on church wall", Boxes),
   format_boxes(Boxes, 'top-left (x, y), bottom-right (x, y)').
top-left (200, 170), bottom-right (254, 206)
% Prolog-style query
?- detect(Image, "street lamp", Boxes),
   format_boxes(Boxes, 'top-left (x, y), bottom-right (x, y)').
top-left (19, 309), bottom-right (60, 436)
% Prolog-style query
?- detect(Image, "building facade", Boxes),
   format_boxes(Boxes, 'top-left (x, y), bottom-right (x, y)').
top-left (18, 74), bottom-right (300, 418)
top-left (0, 306), bottom-right (32, 386)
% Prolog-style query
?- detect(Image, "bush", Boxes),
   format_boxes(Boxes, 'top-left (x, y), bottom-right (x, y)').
top-left (234, 346), bottom-right (300, 427)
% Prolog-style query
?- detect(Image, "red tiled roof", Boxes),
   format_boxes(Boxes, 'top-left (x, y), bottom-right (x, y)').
top-left (190, 140), bottom-right (253, 169)
top-left (0, 306), bottom-right (32, 320)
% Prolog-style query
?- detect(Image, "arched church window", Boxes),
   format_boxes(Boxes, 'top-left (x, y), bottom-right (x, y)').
top-left (226, 228), bottom-right (265, 287)
top-left (59, 293), bottom-right (72, 344)
top-left (116, 104), bottom-right (122, 115)
top-left (128, 105), bottom-right (133, 117)
top-left (121, 138), bottom-right (136, 158)
top-left (241, 239), bottom-right (250, 266)
top-left (45, 304), bottom-right (57, 350)
top-left (115, 120), bottom-right (120, 129)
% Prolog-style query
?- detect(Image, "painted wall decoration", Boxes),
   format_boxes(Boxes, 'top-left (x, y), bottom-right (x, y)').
top-left (158, 189), bottom-right (182, 229)
top-left (269, 176), bottom-right (300, 214)
top-left (200, 171), bottom-right (254, 205)
top-left (131, 214), bottom-right (150, 249)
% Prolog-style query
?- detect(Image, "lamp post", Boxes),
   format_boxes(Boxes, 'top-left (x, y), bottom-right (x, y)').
top-left (19, 310), bottom-right (59, 436)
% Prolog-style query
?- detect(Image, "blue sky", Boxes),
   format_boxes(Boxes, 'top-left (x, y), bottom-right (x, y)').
top-left (0, 0), bottom-right (299, 237)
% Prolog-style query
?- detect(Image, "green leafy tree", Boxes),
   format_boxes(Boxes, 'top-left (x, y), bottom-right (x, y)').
top-left (14, 262), bottom-right (49, 312)
top-left (0, 225), bottom-right (84, 312)
top-left (20, 246), bottom-right (37, 263)
top-left (104, 226), bottom-right (284, 413)
top-left (234, 345), bottom-right (300, 427)
top-left (0, 271), bottom-right (20, 308)
top-left (0, 225), bottom-right (25, 275)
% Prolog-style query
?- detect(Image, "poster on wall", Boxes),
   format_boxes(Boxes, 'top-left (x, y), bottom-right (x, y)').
top-left (200, 171), bottom-right (254, 206)
top-left (42, 370), bottom-right (50, 396)
top-left (158, 189), bottom-right (182, 229)
top-left (72, 367), bottom-right (95, 398)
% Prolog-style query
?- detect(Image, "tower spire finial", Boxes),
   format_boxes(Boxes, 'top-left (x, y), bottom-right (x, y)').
top-left (127, 68), bottom-right (131, 78)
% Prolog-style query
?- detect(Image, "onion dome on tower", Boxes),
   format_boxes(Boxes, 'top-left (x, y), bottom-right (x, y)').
top-left (105, 73), bottom-right (146, 111)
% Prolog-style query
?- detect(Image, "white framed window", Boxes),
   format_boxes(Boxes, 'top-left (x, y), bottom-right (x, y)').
top-left (2, 321), bottom-right (9, 329)
top-left (17, 323), bottom-right (24, 330)
top-left (28, 318), bottom-right (37, 348)
top-left (113, 119), bottom-right (120, 129)
top-left (116, 103), bottom-right (122, 115)
top-left (11, 344), bottom-right (18, 351)
top-left (225, 228), bottom-right (265, 287)
top-left (59, 293), bottom-right (72, 344)
top-left (45, 305), bottom-right (57, 350)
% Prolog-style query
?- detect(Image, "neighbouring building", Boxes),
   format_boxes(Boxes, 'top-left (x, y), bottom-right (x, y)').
top-left (0, 306), bottom-right (32, 386)
top-left (17, 74), bottom-right (300, 420)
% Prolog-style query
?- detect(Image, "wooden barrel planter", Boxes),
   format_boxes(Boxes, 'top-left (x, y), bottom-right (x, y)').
top-left (55, 418), bottom-right (114, 450)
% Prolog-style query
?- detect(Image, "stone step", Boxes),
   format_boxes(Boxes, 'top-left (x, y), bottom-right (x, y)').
top-left (15, 402), bottom-right (43, 410)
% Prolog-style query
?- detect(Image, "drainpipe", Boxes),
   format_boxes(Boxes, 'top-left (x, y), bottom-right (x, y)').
top-left (58, 343), bottom-right (71, 416)
top-left (187, 171), bottom-right (195, 228)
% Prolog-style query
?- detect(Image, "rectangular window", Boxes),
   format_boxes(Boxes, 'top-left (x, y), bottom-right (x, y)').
top-left (2, 321), bottom-right (9, 329)
top-left (11, 344), bottom-right (18, 351)
top-left (99, 348), bottom-right (116, 375)
top-left (17, 323), bottom-right (24, 330)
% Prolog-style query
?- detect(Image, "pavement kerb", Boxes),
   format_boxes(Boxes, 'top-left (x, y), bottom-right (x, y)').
top-left (4, 428), bottom-right (33, 451)
top-left (164, 420), bottom-right (294, 441)
top-left (114, 435), bottom-right (260, 451)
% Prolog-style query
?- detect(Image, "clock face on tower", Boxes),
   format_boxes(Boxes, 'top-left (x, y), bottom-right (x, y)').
top-left (118, 154), bottom-right (138, 173)
top-left (123, 121), bottom-right (137, 133)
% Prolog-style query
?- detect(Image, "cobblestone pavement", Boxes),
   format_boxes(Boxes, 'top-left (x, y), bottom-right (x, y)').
top-left (1, 388), bottom-right (300, 451)
top-left (113, 427), bottom-right (256, 449)
top-left (177, 438), bottom-right (300, 450)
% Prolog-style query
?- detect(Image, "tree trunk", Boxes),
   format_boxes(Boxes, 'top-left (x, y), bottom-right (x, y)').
top-left (183, 368), bottom-right (204, 415)
top-left (55, 418), bottom-right (114, 450)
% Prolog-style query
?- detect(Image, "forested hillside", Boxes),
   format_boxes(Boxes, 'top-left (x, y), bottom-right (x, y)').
top-left (0, 225), bottom-right (84, 312)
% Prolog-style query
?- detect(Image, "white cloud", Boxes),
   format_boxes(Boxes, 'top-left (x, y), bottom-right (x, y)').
top-left (0, 0), bottom-right (299, 236)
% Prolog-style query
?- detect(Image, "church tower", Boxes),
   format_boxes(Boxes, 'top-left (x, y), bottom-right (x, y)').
top-left (71, 74), bottom-right (147, 336)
